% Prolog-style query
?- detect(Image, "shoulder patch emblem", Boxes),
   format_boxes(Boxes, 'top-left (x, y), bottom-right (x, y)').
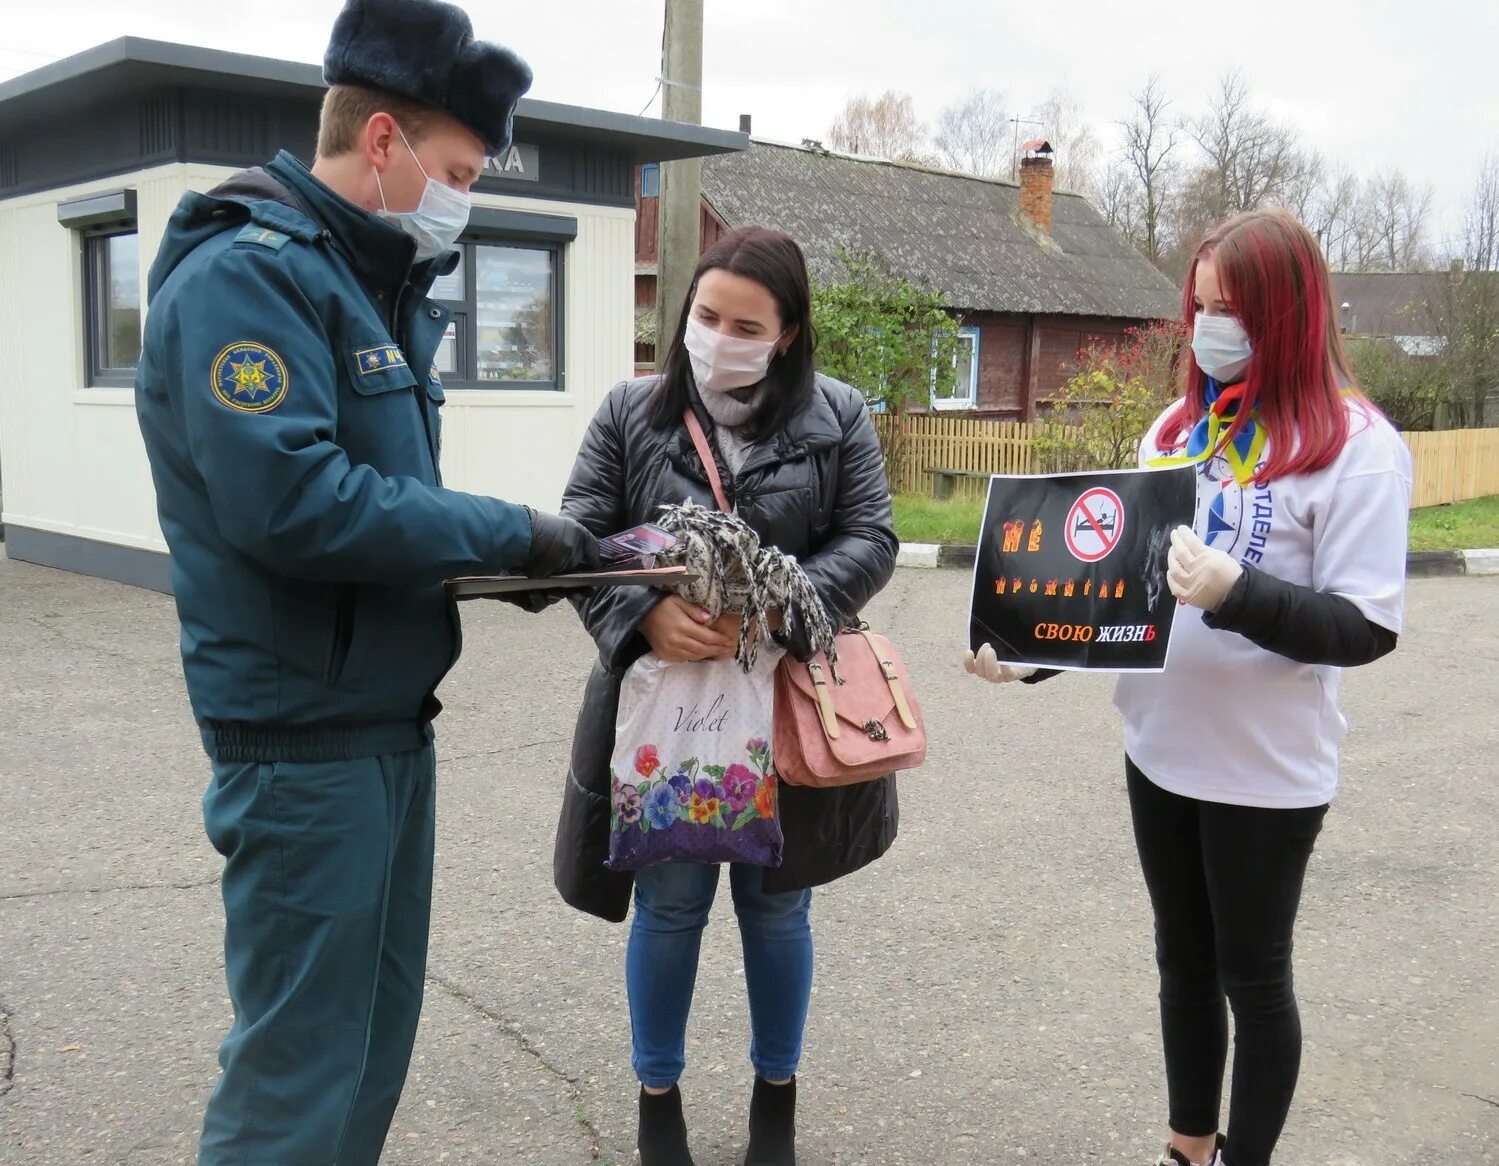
top-left (354, 344), bottom-right (409, 375)
top-left (234, 225), bottom-right (289, 251)
top-left (212, 342), bottom-right (289, 413)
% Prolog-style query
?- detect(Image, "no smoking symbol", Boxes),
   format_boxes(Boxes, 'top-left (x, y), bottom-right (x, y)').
top-left (1064, 487), bottom-right (1125, 563)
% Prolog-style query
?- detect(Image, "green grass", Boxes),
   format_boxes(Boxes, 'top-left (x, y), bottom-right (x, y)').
top-left (1408, 494), bottom-right (1499, 551)
top-left (892, 493), bottom-right (987, 544)
top-left (895, 491), bottom-right (1499, 552)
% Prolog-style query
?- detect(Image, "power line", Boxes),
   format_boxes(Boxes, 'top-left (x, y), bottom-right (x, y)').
top-left (637, 77), bottom-right (663, 117)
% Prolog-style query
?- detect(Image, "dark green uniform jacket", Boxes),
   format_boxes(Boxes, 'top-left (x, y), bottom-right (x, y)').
top-left (136, 151), bottom-right (533, 762)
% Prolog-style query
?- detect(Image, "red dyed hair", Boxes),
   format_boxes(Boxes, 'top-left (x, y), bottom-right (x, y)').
top-left (1159, 208), bottom-right (1366, 483)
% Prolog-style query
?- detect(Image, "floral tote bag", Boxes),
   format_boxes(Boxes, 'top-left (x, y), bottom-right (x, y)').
top-left (606, 648), bottom-right (784, 871)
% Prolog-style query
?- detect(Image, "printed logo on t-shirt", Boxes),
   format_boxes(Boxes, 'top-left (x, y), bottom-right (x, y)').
top-left (1197, 452), bottom-right (1275, 565)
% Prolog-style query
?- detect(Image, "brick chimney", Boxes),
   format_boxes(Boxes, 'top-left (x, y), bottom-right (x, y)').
top-left (1018, 139), bottom-right (1055, 236)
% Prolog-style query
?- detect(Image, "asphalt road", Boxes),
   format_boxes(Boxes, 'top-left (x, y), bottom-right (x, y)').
top-left (1, 557), bottom-right (1494, 1165)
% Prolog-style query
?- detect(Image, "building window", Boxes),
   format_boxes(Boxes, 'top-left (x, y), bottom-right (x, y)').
top-left (640, 163), bottom-right (661, 198)
top-left (931, 325), bottom-right (980, 410)
top-left (84, 229), bottom-right (141, 387)
top-left (432, 239), bottom-right (563, 389)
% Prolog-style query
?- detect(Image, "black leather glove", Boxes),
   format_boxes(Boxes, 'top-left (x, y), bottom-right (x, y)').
top-left (485, 589), bottom-right (570, 613)
top-left (522, 508), bottom-right (601, 579)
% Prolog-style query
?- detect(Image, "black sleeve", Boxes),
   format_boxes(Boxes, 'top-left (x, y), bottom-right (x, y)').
top-left (561, 385), bottom-right (663, 669)
top-left (1202, 563), bottom-right (1398, 667)
top-left (780, 392), bottom-right (899, 659)
top-left (1021, 668), bottom-right (1062, 685)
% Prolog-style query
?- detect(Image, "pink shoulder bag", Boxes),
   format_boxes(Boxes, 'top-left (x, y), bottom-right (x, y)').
top-left (682, 409), bottom-right (926, 788)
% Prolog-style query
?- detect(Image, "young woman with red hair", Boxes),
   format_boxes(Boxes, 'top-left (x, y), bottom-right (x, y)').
top-left (965, 209), bottom-right (1411, 1166)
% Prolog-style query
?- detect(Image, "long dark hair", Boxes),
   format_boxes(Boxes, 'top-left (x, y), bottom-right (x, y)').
top-left (648, 226), bottom-right (817, 438)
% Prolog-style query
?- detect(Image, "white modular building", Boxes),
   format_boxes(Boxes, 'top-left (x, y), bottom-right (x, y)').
top-left (0, 38), bottom-right (742, 590)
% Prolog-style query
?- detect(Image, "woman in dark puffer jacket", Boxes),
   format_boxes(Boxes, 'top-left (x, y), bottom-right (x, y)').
top-left (553, 226), bottom-right (899, 1166)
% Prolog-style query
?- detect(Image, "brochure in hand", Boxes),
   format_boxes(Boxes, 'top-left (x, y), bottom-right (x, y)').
top-left (598, 522), bottom-right (678, 568)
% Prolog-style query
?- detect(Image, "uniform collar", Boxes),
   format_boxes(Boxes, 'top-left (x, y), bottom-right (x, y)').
top-left (264, 151), bottom-right (458, 305)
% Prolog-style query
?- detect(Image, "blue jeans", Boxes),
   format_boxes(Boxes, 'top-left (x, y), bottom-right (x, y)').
top-left (627, 862), bottom-right (813, 1089)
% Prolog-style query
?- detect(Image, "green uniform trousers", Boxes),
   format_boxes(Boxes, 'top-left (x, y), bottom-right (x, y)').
top-left (198, 744), bottom-right (436, 1165)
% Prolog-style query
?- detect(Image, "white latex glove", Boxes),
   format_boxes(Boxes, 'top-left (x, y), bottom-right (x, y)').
top-left (1167, 525), bottom-right (1243, 612)
top-left (962, 643), bottom-right (1038, 684)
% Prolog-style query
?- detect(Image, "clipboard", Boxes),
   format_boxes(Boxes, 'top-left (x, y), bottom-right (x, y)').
top-left (447, 565), bottom-right (697, 600)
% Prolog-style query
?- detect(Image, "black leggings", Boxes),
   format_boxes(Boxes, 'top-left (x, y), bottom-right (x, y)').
top-left (1126, 758), bottom-right (1327, 1166)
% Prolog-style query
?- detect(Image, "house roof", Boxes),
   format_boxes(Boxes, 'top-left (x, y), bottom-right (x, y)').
top-left (0, 37), bottom-right (746, 165)
top-left (700, 139), bottom-right (1180, 320)
top-left (1331, 272), bottom-right (1447, 339)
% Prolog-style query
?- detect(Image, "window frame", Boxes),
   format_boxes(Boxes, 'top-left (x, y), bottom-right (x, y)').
top-left (82, 226), bottom-right (142, 389)
top-left (432, 220), bottom-right (572, 392)
top-left (931, 325), bottom-right (981, 410)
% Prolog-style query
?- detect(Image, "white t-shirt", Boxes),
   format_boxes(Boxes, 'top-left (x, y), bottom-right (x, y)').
top-left (1113, 398), bottom-right (1411, 808)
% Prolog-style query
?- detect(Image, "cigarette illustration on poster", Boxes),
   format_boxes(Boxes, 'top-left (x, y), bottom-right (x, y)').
top-left (966, 465), bottom-right (1197, 672)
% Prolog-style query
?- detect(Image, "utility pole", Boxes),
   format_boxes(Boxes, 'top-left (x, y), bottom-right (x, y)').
top-left (654, 0), bottom-right (703, 369)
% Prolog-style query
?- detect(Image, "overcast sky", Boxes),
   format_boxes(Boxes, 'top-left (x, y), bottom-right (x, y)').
top-left (4, 0), bottom-right (1493, 245)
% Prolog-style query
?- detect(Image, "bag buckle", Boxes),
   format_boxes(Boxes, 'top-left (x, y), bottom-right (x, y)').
top-left (862, 718), bottom-right (889, 742)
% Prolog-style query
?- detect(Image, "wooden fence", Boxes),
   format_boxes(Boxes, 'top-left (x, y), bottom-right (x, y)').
top-left (1404, 428), bottom-right (1499, 508)
top-left (877, 415), bottom-right (1499, 509)
top-left (874, 416), bottom-right (1052, 496)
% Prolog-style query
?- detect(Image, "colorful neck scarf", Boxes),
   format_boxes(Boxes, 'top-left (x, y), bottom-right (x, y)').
top-left (1148, 379), bottom-right (1266, 486)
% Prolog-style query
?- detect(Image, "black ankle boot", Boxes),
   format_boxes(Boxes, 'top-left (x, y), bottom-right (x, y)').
top-left (638, 1085), bottom-right (695, 1166)
top-left (744, 1077), bottom-right (796, 1166)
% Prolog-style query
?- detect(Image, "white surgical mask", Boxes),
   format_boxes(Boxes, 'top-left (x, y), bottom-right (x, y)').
top-left (1192, 313), bottom-right (1253, 384)
top-left (374, 125), bottom-right (471, 262)
top-left (684, 315), bottom-right (783, 392)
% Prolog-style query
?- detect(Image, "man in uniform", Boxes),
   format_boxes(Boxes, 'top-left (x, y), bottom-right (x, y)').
top-left (134, 1), bottom-right (596, 1160)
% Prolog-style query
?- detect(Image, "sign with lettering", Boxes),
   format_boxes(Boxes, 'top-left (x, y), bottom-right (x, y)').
top-left (482, 143), bottom-right (540, 183)
top-left (967, 466), bottom-right (1195, 672)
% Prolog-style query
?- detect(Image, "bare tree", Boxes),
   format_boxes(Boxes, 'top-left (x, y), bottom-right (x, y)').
top-left (828, 91), bottom-right (929, 163)
top-left (1278, 148), bottom-right (1325, 224)
top-left (1427, 153), bottom-right (1499, 426)
top-left (1188, 73), bottom-right (1308, 218)
top-left (1310, 163), bottom-right (1364, 270)
top-left (1355, 169), bottom-right (1434, 271)
top-left (1032, 83), bottom-right (1103, 197)
top-left (1118, 76), bottom-right (1180, 266)
top-left (1096, 159), bottom-right (1138, 232)
top-left (932, 88), bottom-right (1011, 177)
top-left (1460, 152), bottom-right (1499, 272)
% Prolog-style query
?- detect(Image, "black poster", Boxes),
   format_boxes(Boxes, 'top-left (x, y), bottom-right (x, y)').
top-left (967, 466), bottom-right (1196, 672)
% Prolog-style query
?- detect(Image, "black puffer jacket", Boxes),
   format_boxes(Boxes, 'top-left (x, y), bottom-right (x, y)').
top-left (553, 373), bottom-right (900, 921)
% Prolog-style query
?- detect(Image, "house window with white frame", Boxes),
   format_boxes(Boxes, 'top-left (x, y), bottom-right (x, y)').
top-left (931, 325), bottom-right (980, 409)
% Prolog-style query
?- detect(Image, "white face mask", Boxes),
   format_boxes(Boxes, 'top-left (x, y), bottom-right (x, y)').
top-left (1192, 313), bottom-right (1253, 384)
top-left (684, 315), bottom-right (783, 392)
top-left (374, 125), bottom-right (471, 262)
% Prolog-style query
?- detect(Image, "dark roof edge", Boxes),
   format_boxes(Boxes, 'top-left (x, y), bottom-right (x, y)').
top-left (740, 136), bottom-right (1098, 202)
top-left (0, 37), bottom-right (746, 160)
top-left (522, 96), bottom-right (744, 155)
top-left (0, 37), bottom-right (318, 102)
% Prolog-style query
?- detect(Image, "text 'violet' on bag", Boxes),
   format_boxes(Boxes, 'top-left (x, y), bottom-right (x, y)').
top-left (607, 648), bottom-right (785, 871)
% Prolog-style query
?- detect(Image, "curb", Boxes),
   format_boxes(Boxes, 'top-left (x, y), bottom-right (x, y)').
top-left (896, 542), bottom-right (1499, 578)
